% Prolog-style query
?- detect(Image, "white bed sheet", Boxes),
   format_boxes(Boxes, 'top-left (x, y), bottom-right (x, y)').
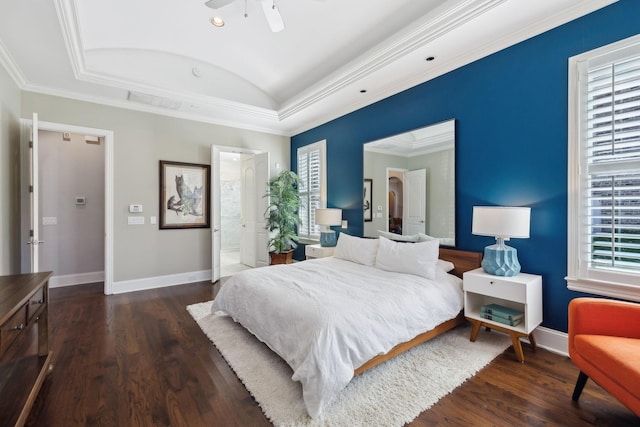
top-left (211, 257), bottom-right (463, 418)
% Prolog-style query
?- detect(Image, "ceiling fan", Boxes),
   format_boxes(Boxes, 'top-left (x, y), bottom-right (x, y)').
top-left (205, 0), bottom-right (285, 33)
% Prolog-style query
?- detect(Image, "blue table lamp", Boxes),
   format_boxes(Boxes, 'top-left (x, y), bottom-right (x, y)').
top-left (315, 208), bottom-right (342, 247)
top-left (472, 206), bottom-right (531, 276)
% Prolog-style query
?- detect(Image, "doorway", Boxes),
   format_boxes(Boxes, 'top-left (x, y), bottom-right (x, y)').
top-left (218, 151), bottom-right (251, 277)
top-left (211, 146), bottom-right (269, 282)
top-left (21, 117), bottom-right (114, 294)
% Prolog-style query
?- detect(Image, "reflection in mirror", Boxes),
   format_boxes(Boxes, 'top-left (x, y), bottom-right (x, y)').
top-left (363, 119), bottom-right (455, 246)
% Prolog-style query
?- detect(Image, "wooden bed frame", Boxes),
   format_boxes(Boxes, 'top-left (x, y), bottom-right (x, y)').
top-left (354, 248), bottom-right (482, 376)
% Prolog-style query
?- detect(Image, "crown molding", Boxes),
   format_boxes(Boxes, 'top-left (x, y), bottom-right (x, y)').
top-left (10, 0), bottom-right (619, 137)
top-left (278, 0), bottom-right (507, 120)
top-left (0, 38), bottom-right (27, 88)
top-left (284, 0), bottom-right (618, 135)
top-left (21, 83), bottom-right (289, 136)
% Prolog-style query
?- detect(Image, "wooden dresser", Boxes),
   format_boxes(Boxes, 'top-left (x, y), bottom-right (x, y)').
top-left (0, 272), bottom-right (53, 427)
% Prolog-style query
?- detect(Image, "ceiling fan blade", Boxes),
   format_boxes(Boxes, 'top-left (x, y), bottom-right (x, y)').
top-left (260, 0), bottom-right (285, 33)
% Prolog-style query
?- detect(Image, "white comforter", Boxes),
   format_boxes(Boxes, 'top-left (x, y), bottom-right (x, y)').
top-left (211, 257), bottom-right (463, 418)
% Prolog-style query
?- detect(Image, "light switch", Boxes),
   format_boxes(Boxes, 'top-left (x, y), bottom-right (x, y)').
top-left (128, 216), bottom-right (145, 225)
top-left (42, 217), bottom-right (57, 225)
top-left (150, 216), bottom-right (157, 225)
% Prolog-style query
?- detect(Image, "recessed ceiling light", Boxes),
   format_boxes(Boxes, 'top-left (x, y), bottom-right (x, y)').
top-left (210, 17), bottom-right (225, 27)
top-left (426, 56), bottom-right (435, 61)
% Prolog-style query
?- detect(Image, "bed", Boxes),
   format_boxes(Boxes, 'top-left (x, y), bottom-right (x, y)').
top-left (211, 234), bottom-right (481, 418)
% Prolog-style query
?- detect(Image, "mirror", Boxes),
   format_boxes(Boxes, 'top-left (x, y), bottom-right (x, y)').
top-left (363, 119), bottom-right (455, 246)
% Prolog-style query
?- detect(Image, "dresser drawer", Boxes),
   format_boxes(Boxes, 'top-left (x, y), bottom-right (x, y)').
top-left (464, 274), bottom-right (526, 303)
top-left (27, 286), bottom-right (46, 322)
top-left (0, 303), bottom-right (27, 356)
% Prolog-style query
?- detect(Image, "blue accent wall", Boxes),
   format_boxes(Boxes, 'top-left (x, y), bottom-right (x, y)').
top-left (291, 0), bottom-right (640, 333)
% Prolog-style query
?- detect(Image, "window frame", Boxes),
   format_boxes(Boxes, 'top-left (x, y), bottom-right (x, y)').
top-left (567, 34), bottom-right (640, 302)
top-left (297, 140), bottom-right (327, 242)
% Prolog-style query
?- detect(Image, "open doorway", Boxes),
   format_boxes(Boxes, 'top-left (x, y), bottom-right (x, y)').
top-left (21, 116), bottom-right (114, 294)
top-left (211, 146), bottom-right (269, 282)
top-left (219, 152), bottom-right (251, 277)
top-left (38, 130), bottom-right (105, 286)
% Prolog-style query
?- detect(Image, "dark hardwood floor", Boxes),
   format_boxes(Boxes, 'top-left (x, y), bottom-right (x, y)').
top-left (24, 281), bottom-right (638, 427)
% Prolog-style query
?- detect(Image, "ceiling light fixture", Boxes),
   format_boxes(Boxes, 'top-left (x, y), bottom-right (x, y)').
top-left (210, 16), bottom-right (225, 27)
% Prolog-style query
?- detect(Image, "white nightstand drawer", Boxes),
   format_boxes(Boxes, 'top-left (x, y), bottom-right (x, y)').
top-left (464, 274), bottom-right (526, 303)
top-left (305, 244), bottom-right (335, 259)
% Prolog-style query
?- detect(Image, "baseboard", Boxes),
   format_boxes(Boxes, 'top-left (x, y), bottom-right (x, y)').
top-left (523, 326), bottom-right (568, 357)
top-left (49, 271), bottom-right (105, 288)
top-left (111, 269), bottom-right (212, 294)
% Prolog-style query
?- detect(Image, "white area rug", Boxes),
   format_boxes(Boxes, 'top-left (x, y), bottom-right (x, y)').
top-left (187, 301), bottom-right (510, 427)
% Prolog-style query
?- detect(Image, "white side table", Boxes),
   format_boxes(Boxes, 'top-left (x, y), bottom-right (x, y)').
top-left (463, 267), bottom-right (543, 362)
top-left (305, 244), bottom-right (335, 260)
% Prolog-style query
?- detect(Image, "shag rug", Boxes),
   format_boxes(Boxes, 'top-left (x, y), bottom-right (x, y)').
top-left (187, 301), bottom-right (511, 427)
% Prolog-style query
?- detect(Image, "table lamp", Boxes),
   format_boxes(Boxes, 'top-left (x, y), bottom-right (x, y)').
top-left (472, 206), bottom-right (531, 276)
top-left (315, 208), bottom-right (342, 247)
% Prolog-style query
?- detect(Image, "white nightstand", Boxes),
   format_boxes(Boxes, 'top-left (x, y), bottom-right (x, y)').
top-left (305, 244), bottom-right (335, 260)
top-left (463, 267), bottom-right (543, 362)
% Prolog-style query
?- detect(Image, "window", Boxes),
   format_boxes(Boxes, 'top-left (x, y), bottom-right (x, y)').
top-left (567, 35), bottom-right (640, 301)
top-left (297, 140), bottom-right (327, 241)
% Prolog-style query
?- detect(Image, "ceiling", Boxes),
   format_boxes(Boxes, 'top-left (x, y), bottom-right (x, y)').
top-left (0, 0), bottom-right (615, 136)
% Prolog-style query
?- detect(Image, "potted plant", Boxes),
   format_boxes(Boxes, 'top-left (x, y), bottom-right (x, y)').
top-left (265, 170), bottom-right (302, 264)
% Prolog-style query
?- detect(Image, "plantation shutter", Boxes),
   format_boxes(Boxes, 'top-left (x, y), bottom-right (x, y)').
top-left (297, 141), bottom-right (326, 240)
top-left (583, 55), bottom-right (640, 276)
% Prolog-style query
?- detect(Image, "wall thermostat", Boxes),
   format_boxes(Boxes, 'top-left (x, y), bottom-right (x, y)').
top-left (129, 204), bottom-right (143, 213)
top-left (75, 196), bottom-right (86, 205)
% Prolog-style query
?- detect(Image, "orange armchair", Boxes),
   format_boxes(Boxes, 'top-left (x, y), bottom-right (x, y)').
top-left (568, 297), bottom-right (640, 416)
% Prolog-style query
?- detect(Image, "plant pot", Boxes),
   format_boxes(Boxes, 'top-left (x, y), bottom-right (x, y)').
top-left (270, 251), bottom-right (294, 265)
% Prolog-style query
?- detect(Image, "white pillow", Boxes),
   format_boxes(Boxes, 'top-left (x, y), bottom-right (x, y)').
top-left (334, 233), bottom-right (379, 266)
top-left (377, 230), bottom-right (418, 242)
top-left (417, 233), bottom-right (437, 242)
top-left (437, 259), bottom-right (455, 273)
top-left (375, 236), bottom-right (439, 279)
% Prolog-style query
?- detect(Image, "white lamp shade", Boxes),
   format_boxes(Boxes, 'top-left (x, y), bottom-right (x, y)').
top-left (315, 208), bottom-right (342, 226)
top-left (472, 206), bottom-right (530, 239)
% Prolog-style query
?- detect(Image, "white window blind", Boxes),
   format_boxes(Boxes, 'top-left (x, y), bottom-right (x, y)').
top-left (568, 34), bottom-right (640, 301)
top-left (297, 140), bottom-right (326, 240)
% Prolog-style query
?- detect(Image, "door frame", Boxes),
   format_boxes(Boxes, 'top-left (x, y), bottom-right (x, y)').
top-left (21, 119), bottom-right (114, 295)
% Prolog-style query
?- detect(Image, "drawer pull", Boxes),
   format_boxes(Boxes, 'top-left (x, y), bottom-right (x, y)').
top-left (11, 323), bottom-right (25, 331)
top-left (490, 281), bottom-right (494, 285)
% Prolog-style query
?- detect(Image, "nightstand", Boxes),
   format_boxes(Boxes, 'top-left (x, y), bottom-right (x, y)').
top-left (463, 268), bottom-right (542, 362)
top-left (305, 244), bottom-right (335, 260)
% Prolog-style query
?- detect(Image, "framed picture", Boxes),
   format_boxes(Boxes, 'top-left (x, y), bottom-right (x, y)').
top-left (364, 178), bottom-right (372, 222)
top-left (160, 160), bottom-right (211, 229)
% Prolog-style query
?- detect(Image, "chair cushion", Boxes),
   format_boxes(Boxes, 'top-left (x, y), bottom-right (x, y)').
top-left (574, 334), bottom-right (640, 399)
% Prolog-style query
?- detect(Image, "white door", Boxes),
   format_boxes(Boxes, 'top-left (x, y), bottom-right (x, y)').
top-left (240, 152), bottom-right (270, 268)
top-left (254, 152), bottom-right (270, 267)
top-left (240, 156), bottom-right (257, 267)
top-left (28, 113), bottom-right (42, 272)
top-left (404, 169), bottom-right (426, 235)
top-left (211, 146), bottom-right (221, 282)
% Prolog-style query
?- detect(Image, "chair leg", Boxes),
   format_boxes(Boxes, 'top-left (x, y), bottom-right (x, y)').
top-left (572, 371), bottom-right (589, 401)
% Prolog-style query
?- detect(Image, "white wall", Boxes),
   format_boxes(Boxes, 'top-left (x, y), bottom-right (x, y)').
top-left (38, 130), bottom-right (104, 277)
top-left (0, 62), bottom-right (22, 275)
top-left (220, 153), bottom-right (242, 251)
top-left (21, 92), bottom-right (289, 284)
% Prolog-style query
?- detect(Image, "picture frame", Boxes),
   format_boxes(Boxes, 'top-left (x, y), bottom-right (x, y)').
top-left (364, 178), bottom-right (372, 222)
top-left (159, 160), bottom-right (211, 229)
